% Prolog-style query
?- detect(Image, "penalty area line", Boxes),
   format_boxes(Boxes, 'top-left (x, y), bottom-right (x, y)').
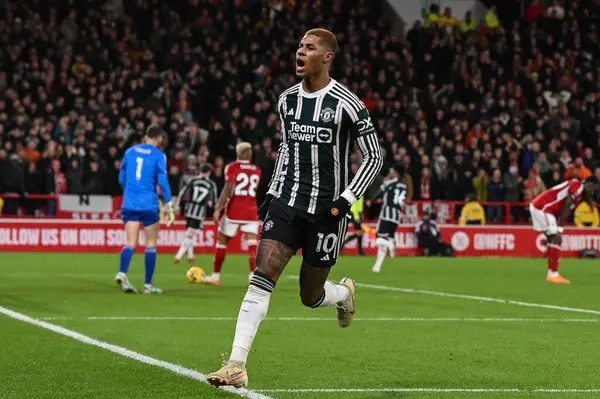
top-left (0, 306), bottom-right (273, 399)
top-left (37, 316), bottom-right (600, 323)
top-left (256, 388), bottom-right (600, 394)
top-left (286, 276), bottom-right (600, 317)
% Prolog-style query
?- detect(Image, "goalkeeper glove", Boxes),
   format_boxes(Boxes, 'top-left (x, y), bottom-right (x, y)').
top-left (165, 201), bottom-right (176, 227)
top-left (321, 197), bottom-right (351, 225)
top-left (257, 194), bottom-right (274, 222)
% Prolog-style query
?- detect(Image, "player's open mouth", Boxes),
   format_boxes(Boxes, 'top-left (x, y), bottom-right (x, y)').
top-left (296, 59), bottom-right (305, 73)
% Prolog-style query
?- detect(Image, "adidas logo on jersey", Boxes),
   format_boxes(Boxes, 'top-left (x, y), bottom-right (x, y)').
top-left (287, 109), bottom-right (294, 115)
top-left (320, 254), bottom-right (330, 261)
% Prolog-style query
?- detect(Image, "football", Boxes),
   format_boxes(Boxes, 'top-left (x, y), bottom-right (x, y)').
top-left (186, 267), bottom-right (205, 284)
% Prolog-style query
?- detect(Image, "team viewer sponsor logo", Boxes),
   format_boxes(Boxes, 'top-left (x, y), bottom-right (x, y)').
top-left (289, 122), bottom-right (333, 143)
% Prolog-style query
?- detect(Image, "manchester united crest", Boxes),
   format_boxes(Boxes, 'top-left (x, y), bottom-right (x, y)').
top-left (320, 107), bottom-right (335, 123)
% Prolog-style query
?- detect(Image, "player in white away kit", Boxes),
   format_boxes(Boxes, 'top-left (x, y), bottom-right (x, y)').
top-left (207, 28), bottom-right (382, 388)
top-left (173, 164), bottom-right (217, 264)
top-left (370, 163), bottom-right (407, 273)
top-left (530, 177), bottom-right (598, 283)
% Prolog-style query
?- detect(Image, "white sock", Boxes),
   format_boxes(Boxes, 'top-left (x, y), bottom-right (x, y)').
top-left (372, 246), bottom-right (386, 272)
top-left (547, 270), bottom-right (559, 277)
top-left (211, 272), bottom-right (221, 280)
top-left (188, 237), bottom-right (195, 259)
top-left (187, 236), bottom-right (195, 259)
top-left (313, 280), bottom-right (349, 307)
top-left (230, 276), bottom-right (274, 365)
top-left (176, 236), bottom-right (193, 260)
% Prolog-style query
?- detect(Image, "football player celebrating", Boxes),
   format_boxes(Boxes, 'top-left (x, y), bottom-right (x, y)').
top-left (204, 142), bottom-right (262, 286)
top-left (530, 176), bottom-right (598, 283)
top-left (115, 125), bottom-right (175, 294)
top-left (207, 28), bottom-right (382, 388)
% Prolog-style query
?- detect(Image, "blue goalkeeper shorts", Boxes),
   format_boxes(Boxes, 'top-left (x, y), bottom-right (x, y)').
top-left (121, 208), bottom-right (160, 227)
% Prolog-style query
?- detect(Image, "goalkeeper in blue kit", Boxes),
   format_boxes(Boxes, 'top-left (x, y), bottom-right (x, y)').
top-left (114, 125), bottom-right (175, 294)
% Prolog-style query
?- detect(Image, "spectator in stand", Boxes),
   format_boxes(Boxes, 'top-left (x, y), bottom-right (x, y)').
top-left (438, 7), bottom-right (459, 29)
top-left (523, 168), bottom-right (546, 204)
top-left (460, 11), bottom-right (476, 33)
top-left (0, 153), bottom-right (26, 215)
top-left (527, 0), bottom-right (545, 22)
top-left (503, 164), bottom-right (522, 222)
top-left (66, 159), bottom-right (84, 195)
top-left (485, 6), bottom-right (501, 30)
top-left (472, 168), bottom-right (489, 202)
top-left (565, 158), bottom-right (592, 180)
top-left (24, 161), bottom-right (44, 215)
top-left (487, 169), bottom-right (505, 222)
top-left (546, 0), bottom-right (565, 19)
top-left (49, 160), bottom-right (67, 216)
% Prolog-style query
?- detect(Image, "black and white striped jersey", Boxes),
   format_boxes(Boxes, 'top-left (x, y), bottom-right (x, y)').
top-left (267, 79), bottom-right (383, 218)
top-left (176, 176), bottom-right (218, 220)
top-left (373, 179), bottom-right (406, 224)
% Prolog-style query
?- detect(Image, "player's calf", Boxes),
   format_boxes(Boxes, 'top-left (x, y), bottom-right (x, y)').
top-left (546, 233), bottom-right (569, 283)
top-left (372, 237), bottom-right (393, 273)
top-left (222, 239), bottom-right (294, 368)
top-left (298, 262), bottom-right (354, 326)
top-left (174, 230), bottom-right (195, 264)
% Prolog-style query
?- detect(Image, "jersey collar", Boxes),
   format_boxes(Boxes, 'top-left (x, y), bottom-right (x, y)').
top-left (237, 160), bottom-right (250, 163)
top-left (299, 78), bottom-right (336, 98)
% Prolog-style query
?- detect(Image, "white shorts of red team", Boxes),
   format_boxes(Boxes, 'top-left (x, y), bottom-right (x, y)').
top-left (219, 215), bottom-right (259, 237)
top-left (529, 204), bottom-right (563, 235)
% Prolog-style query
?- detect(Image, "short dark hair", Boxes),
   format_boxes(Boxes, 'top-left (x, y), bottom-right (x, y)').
top-left (305, 28), bottom-right (338, 54)
top-left (199, 164), bottom-right (212, 174)
top-left (145, 125), bottom-right (163, 139)
top-left (392, 163), bottom-right (405, 177)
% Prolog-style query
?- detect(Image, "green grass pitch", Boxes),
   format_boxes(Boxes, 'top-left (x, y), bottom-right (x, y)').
top-left (2, 253), bottom-right (600, 398)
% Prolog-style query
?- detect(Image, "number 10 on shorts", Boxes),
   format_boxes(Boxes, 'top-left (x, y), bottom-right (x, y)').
top-left (316, 232), bottom-right (338, 253)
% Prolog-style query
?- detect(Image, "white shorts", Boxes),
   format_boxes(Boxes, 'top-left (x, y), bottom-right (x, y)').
top-left (219, 216), bottom-right (259, 237)
top-left (529, 204), bottom-right (561, 235)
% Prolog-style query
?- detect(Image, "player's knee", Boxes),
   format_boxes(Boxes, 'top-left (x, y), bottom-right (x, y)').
top-left (217, 233), bottom-right (229, 245)
top-left (547, 233), bottom-right (562, 246)
top-left (554, 234), bottom-right (563, 246)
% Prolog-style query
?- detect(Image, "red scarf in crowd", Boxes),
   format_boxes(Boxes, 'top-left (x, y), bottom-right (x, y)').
top-left (420, 178), bottom-right (431, 200)
top-left (55, 172), bottom-right (67, 194)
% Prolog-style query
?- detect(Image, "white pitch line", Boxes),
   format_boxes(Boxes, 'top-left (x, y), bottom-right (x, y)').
top-left (0, 306), bottom-right (273, 399)
top-left (286, 276), bottom-right (600, 317)
top-left (257, 388), bottom-right (600, 393)
top-left (37, 316), bottom-right (600, 323)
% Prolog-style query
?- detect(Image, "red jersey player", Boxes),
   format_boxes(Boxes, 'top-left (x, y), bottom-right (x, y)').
top-left (529, 177), bottom-right (598, 284)
top-left (204, 142), bottom-right (261, 286)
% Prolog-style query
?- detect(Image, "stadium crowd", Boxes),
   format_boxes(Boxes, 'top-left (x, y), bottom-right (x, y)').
top-left (0, 0), bottom-right (599, 221)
